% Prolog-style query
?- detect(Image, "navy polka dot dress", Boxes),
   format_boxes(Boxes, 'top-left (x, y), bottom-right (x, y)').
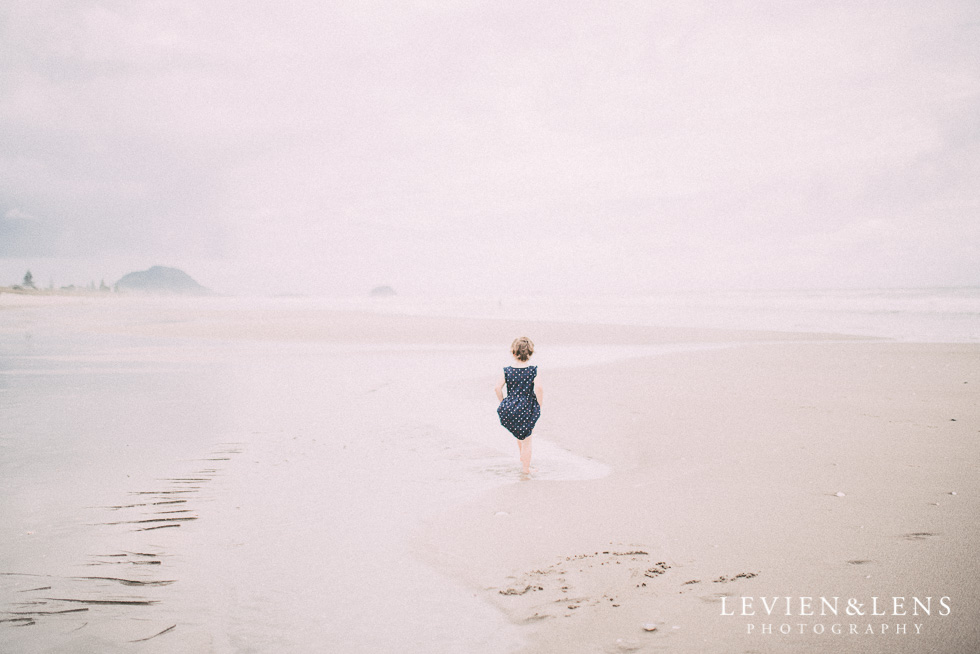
top-left (497, 365), bottom-right (540, 440)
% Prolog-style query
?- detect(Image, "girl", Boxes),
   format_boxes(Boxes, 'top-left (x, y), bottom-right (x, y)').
top-left (494, 336), bottom-right (543, 475)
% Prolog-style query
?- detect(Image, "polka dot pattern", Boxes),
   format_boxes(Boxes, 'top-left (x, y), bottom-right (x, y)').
top-left (497, 365), bottom-right (541, 441)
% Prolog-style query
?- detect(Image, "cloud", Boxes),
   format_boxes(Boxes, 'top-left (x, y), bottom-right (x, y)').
top-left (1, 1), bottom-right (978, 293)
top-left (4, 208), bottom-right (36, 222)
top-left (0, 207), bottom-right (54, 256)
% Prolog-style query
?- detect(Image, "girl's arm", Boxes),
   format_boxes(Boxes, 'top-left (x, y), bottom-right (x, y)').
top-left (494, 372), bottom-right (505, 402)
top-left (534, 376), bottom-right (543, 407)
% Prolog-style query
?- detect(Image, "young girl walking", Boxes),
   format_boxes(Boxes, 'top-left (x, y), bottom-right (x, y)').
top-left (494, 336), bottom-right (543, 475)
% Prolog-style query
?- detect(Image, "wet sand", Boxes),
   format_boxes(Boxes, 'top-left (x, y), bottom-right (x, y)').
top-left (1, 296), bottom-right (977, 653)
top-left (418, 341), bottom-right (980, 653)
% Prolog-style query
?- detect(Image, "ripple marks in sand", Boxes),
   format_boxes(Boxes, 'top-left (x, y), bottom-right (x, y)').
top-left (901, 532), bottom-right (937, 541)
top-left (0, 442), bottom-right (244, 644)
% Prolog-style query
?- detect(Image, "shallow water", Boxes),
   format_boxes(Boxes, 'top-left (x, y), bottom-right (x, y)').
top-left (301, 287), bottom-right (980, 342)
top-left (0, 301), bottom-right (702, 653)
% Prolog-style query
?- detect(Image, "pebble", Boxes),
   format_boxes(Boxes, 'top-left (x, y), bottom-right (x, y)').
top-left (495, 511), bottom-right (509, 517)
top-left (642, 623), bottom-right (658, 632)
top-left (835, 491), bottom-right (846, 497)
top-left (949, 491), bottom-right (957, 496)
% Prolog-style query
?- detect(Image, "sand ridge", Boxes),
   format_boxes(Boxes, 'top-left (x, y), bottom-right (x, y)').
top-left (0, 442), bottom-right (246, 649)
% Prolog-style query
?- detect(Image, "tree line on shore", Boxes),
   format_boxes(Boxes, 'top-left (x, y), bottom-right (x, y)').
top-left (3, 270), bottom-right (111, 294)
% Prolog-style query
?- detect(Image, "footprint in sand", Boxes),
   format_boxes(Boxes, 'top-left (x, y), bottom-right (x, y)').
top-left (711, 572), bottom-right (759, 583)
top-left (697, 573), bottom-right (761, 604)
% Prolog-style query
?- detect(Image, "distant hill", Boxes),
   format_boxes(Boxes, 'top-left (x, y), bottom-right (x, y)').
top-left (114, 266), bottom-right (211, 295)
top-left (369, 285), bottom-right (396, 297)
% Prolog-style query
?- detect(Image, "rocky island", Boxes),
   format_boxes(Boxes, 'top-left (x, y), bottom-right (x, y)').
top-left (114, 266), bottom-right (211, 295)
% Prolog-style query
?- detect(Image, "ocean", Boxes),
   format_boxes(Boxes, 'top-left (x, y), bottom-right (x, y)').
top-left (311, 286), bottom-right (980, 343)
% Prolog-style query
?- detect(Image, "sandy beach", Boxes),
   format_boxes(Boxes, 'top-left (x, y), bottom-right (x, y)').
top-left (418, 340), bottom-right (979, 653)
top-left (6, 1), bottom-right (979, 652)
top-left (1, 296), bottom-right (977, 653)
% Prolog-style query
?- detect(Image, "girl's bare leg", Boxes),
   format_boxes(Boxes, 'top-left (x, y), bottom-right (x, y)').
top-left (520, 436), bottom-right (533, 474)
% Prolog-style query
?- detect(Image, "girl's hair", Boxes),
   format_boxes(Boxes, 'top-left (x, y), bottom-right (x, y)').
top-left (510, 336), bottom-right (534, 362)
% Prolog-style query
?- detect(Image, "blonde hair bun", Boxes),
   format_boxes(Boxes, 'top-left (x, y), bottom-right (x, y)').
top-left (510, 336), bottom-right (534, 362)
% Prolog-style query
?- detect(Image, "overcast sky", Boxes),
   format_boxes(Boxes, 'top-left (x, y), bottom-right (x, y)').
top-left (1, 1), bottom-right (978, 295)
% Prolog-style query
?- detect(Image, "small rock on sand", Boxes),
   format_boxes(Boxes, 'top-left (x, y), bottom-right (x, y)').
top-left (834, 491), bottom-right (846, 497)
